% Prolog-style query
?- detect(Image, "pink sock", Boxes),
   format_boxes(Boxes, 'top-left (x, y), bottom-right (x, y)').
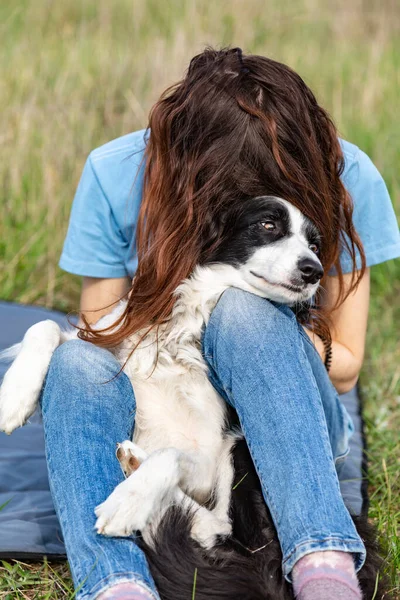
top-left (292, 551), bottom-right (362, 600)
top-left (96, 581), bottom-right (156, 600)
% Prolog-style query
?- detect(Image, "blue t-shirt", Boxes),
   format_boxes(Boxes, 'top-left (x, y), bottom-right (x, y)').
top-left (59, 129), bottom-right (400, 279)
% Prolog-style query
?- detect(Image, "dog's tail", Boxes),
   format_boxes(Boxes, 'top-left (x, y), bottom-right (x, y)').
top-left (0, 343), bottom-right (22, 363)
top-left (140, 506), bottom-right (280, 600)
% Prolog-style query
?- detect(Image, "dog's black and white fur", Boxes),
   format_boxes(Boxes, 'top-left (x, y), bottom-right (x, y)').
top-left (0, 196), bottom-right (387, 599)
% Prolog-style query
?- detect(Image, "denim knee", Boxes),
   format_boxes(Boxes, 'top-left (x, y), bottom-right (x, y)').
top-left (41, 339), bottom-right (132, 413)
top-left (203, 287), bottom-right (299, 359)
top-left (48, 339), bottom-right (122, 380)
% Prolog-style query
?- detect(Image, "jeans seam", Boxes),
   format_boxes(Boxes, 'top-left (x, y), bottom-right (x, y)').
top-left (42, 420), bottom-right (84, 584)
top-left (41, 371), bottom-right (84, 582)
top-left (204, 318), bottom-right (282, 521)
top-left (297, 324), bottom-right (343, 406)
top-left (238, 427), bottom-right (281, 524)
top-left (296, 329), bottom-right (343, 488)
top-left (221, 384), bottom-right (281, 524)
top-left (204, 352), bottom-right (234, 401)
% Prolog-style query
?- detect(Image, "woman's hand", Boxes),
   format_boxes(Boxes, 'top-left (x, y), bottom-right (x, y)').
top-left (303, 268), bottom-right (370, 395)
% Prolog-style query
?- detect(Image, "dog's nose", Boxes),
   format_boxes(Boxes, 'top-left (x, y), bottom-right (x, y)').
top-left (297, 258), bottom-right (323, 284)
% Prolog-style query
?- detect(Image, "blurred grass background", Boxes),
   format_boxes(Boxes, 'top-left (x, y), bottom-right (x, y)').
top-left (0, 0), bottom-right (399, 597)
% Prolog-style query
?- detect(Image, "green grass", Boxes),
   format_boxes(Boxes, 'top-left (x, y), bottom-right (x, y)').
top-left (0, 560), bottom-right (72, 600)
top-left (0, 0), bottom-right (399, 598)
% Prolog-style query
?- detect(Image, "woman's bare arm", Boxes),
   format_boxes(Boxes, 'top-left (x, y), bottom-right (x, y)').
top-left (80, 276), bottom-right (131, 324)
top-left (303, 269), bottom-right (370, 394)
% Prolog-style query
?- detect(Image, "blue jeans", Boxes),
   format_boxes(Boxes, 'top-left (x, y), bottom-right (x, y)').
top-left (40, 288), bottom-right (366, 599)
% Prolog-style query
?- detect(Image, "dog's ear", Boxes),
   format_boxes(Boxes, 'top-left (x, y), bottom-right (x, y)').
top-left (200, 206), bottom-right (237, 262)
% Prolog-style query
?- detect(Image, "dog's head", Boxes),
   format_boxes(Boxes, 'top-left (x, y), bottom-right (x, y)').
top-left (206, 196), bottom-right (323, 305)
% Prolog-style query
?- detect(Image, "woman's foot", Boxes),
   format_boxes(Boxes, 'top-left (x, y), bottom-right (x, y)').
top-left (96, 581), bottom-right (156, 600)
top-left (292, 551), bottom-right (362, 599)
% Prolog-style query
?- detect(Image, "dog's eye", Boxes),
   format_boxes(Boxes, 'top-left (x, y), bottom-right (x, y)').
top-left (261, 221), bottom-right (275, 231)
top-left (309, 243), bottom-right (319, 254)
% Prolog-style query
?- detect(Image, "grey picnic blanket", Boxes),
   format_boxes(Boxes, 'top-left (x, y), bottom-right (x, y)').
top-left (0, 302), bottom-right (368, 560)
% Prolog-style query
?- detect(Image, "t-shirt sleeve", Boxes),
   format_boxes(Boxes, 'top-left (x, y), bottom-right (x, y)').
top-left (330, 149), bottom-right (400, 275)
top-left (59, 153), bottom-right (129, 278)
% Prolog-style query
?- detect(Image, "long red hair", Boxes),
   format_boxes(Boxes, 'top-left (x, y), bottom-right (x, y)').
top-left (79, 47), bottom-right (365, 347)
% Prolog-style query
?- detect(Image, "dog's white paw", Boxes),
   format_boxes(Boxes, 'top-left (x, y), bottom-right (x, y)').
top-left (95, 447), bottom-right (183, 537)
top-left (191, 508), bottom-right (232, 549)
top-left (116, 440), bottom-right (148, 477)
top-left (95, 473), bottom-right (159, 537)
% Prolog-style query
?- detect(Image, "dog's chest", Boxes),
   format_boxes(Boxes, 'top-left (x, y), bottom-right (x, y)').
top-left (116, 293), bottom-right (229, 467)
top-left (129, 369), bottom-right (227, 456)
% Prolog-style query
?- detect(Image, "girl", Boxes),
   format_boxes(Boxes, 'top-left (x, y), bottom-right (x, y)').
top-left (43, 47), bottom-right (400, 599)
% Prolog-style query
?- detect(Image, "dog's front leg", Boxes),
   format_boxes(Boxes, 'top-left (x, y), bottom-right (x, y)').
top-left (95, 442), bottom-right (232, 547)
top-left (95, 446), bottom-right (193, 537)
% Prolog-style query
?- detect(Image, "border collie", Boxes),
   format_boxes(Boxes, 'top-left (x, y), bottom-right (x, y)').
top-left (0, 196), bottom-right (386, 599)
